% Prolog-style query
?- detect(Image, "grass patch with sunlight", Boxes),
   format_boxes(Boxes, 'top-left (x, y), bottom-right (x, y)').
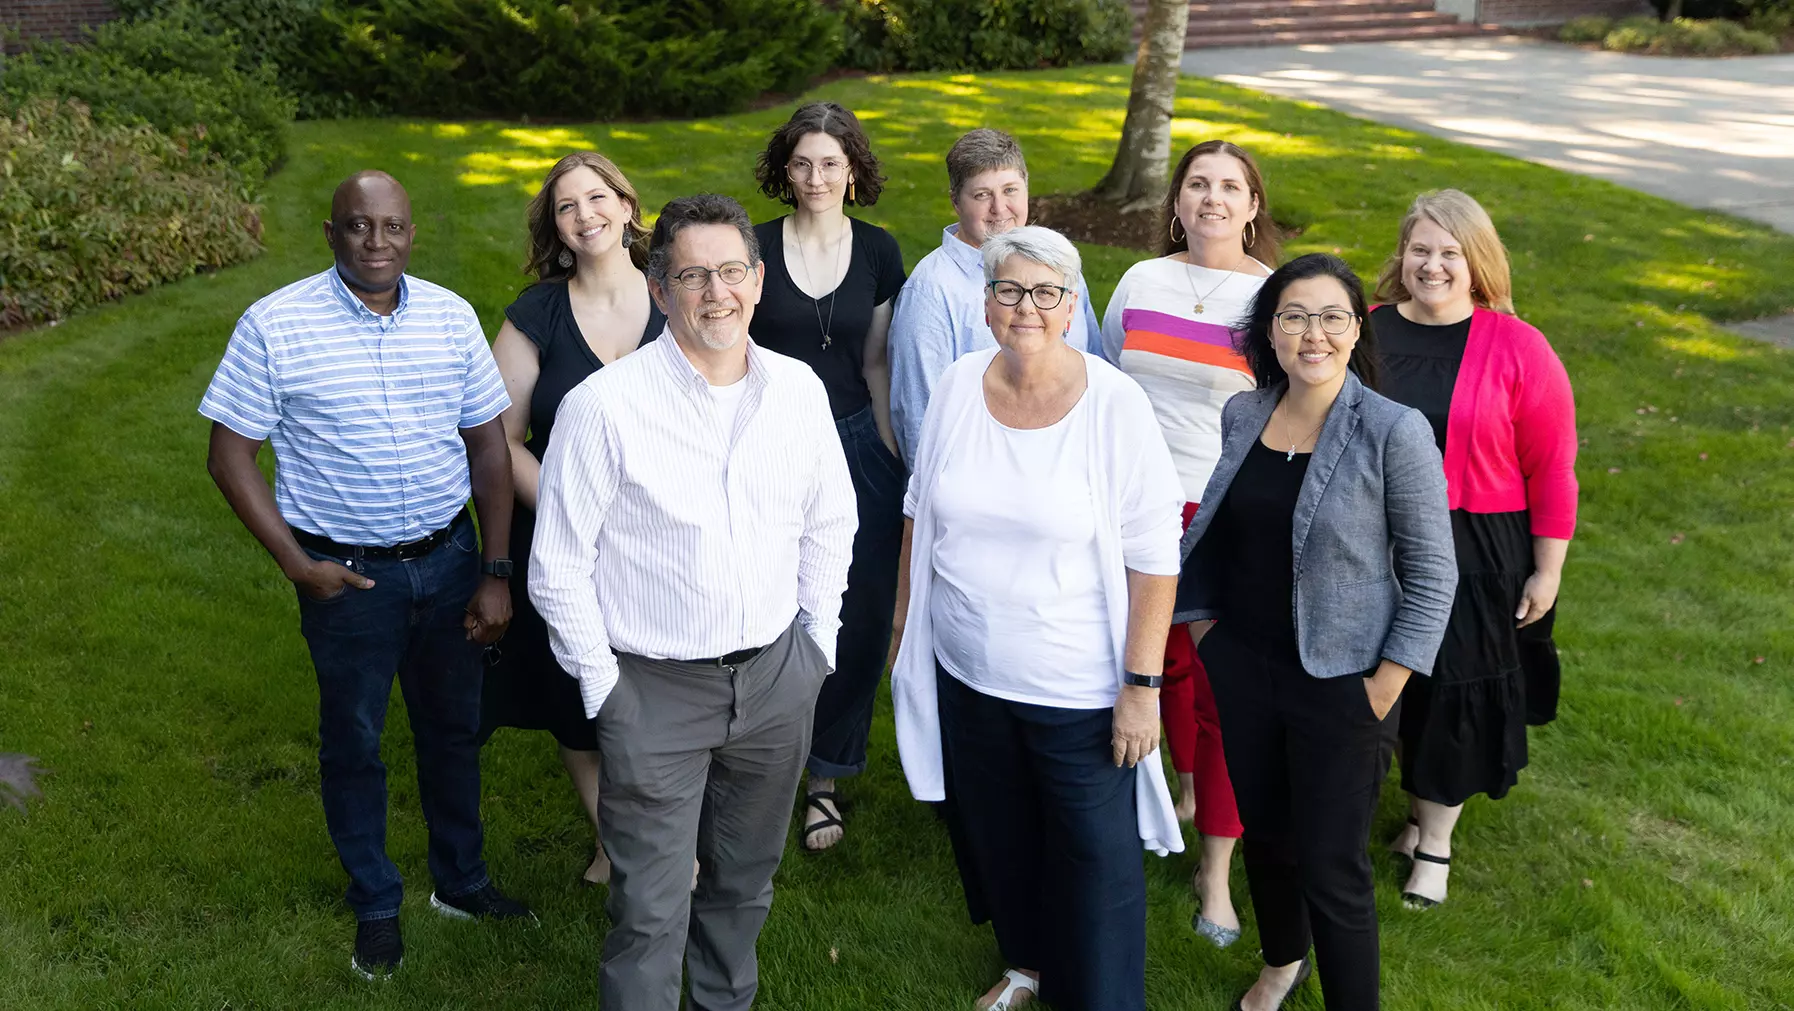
top-left (1, 65), bottom-right (1792, 1010)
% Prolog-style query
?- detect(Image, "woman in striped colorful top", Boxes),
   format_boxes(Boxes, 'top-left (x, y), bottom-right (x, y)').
top-left (1099, 139), bottom-right (1280, 950)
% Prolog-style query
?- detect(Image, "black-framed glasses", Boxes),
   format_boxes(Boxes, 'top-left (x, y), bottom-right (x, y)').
top-left (668, 261), bottom-right (753, 291)
top-left (1274, 309), bottom-right (1356, 336)
top-left (787, 158), bottom-right (848, 184)
top-left (988, 280), bottom-right (1071, 310)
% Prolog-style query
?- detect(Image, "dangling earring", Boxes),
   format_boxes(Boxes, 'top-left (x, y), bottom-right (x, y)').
top-left (557, 249), bottom-right (574, 269)
top-left (848, 178), bottom-right (856, 204)
top-left (621, 229), bottom-right (634, 250)
top-left (1244, 220), bottom-right (1257, 251)
top-left (1170, 218), bottom-right (1186, 244)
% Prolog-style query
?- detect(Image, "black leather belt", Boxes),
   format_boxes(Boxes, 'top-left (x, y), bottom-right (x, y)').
top-left (685, 646), bottom-right (767, 667)
top-left (290, 508), bottom-right (465, 562)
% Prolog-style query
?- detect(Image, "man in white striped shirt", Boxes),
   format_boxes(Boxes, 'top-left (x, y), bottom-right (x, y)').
top-left (531, 194), bottom-right (856, 1011)
top-left (201, 171), bottom-right (533, 982)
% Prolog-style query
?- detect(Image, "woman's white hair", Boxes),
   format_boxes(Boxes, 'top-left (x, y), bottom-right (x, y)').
top-left (981, 225), bottom-right (1082, 288)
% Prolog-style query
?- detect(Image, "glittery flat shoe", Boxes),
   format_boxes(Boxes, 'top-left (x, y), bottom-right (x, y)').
top-left (1192, 913), bottom-right (1241, 948)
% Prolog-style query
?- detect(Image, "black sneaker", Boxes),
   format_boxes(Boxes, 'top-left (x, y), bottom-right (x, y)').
top-left (429, 883), bottom-right (538, 924)
top-left (351, 917), bottom-right (403, 980)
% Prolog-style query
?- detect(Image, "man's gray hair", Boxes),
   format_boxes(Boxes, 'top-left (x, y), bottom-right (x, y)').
top-left (644, 193), bottom-right (759, 283)
top-left (981, 226), bottom-right (1082, 288)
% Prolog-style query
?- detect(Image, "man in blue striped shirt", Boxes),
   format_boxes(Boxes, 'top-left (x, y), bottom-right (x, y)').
top-left (201, 171), bottom-right (532, 980)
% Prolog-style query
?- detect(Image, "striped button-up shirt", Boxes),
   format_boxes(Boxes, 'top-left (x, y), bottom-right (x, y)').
top-left (530, 330), bottom-right (858, 718)
top-left (199, 269), bottom-right (510, 546)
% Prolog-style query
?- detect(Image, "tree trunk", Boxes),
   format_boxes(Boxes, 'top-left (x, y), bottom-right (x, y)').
top-left (1663, 0), bottom-right (1682, 19)
top-left (1090, 0), bottom-right (1192, 212)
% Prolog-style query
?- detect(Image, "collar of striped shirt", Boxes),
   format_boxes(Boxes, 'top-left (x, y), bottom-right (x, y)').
top-left (198, 267), bottom-right (511, 547)
top-left (647, 323), bottom-right (774, 398)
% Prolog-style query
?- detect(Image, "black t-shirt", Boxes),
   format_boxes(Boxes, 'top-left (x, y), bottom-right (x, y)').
top-left (1371, 304), bottom-right (1469, 454)
top-left (749, 215), bottom-right (906, 419)
top-left (1215, 440), bottom-right (1311, 661)
top-left (506, 280), bottom-right (664, 461)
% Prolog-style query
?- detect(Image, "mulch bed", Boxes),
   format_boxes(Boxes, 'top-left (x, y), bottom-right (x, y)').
top-left (1031, 192), bottom-right (1164, 252)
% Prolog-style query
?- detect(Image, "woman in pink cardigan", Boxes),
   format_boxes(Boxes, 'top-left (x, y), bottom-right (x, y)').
top-left (1369, 190), bottom-right (1578, 911)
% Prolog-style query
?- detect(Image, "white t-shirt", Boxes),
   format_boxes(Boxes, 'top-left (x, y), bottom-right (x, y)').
top-left (928, 393), bottom-right (1117, 709)
top-left (706, 375), bottom-right (750, 439)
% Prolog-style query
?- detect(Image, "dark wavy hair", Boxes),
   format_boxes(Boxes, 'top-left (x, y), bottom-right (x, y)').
top-left (1235, 253), bottom-right (1380, 392)
top-left (1160, 140), bottom-right (1280, 266)
top-left (755, 102), bottom-right (886, 208)
top-left (524, 151), bottom-right (649, 280)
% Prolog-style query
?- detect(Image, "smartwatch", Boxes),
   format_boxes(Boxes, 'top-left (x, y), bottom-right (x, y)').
top-left (481, 558), bottom-right (514, 579)
top-left (1122, 670), bottom-right (1165, 688)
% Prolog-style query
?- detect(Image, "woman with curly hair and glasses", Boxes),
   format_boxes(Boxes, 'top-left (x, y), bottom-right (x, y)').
top-left (749, 101), bottom-right (909, 853)
top-left (478, 151), bottom-right (663, 886)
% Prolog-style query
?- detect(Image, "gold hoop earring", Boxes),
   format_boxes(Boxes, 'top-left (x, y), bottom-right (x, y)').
top-left (1170, 218), bottom-right (1186, 244)
top-left (1244, 220), bottom-right (1257, 250)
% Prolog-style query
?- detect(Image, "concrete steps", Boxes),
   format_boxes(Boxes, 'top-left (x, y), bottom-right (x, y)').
top-left (1132, 0), bottom-right (1504, 49)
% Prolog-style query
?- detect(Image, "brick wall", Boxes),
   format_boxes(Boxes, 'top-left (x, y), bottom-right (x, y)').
top-left (1476, 0), bottom-right (1651, 24)
top-left (0, 0), bottom-right (118, 49)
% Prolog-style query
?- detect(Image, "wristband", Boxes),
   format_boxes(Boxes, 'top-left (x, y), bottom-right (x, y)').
top-left (1122, 670), bottom-right (1164, 688)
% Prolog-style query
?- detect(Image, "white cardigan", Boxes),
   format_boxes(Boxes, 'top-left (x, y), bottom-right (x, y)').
top-left (893, 347), bottom-right (1186, 857)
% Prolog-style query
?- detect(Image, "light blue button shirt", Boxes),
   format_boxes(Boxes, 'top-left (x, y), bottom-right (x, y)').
top-left (887, 224), bottom-right (1102, 468)
top-left (199, 268), bottom-right (510, 546)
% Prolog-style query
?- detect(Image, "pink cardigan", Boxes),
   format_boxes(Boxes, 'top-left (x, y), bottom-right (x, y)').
top-left (1442, 308), bottom-right (1579, 539)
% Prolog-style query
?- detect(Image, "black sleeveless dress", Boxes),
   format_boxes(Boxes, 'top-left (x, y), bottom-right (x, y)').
top-left (478, 280), bottom-right (664, 750)
top-left (1373, 304), bottom-right (1561, 806)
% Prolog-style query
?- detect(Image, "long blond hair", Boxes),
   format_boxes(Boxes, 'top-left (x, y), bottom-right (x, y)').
top-left (1374, 189), bottom-right (1513, 314)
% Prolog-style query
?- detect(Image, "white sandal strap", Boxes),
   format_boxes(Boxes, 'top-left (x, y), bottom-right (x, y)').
top-left (988, 969), bottom-right (1038, 1010)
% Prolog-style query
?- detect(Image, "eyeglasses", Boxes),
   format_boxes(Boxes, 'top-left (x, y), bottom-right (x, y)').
top-left (667, 261), bottom-right (753, 291)
top-left (1274, 309), bottom-right (1356, 336)
top-left (787, 159), bottom-right (848, 184)
top-left (988, 280), bottom-right (1071, 311)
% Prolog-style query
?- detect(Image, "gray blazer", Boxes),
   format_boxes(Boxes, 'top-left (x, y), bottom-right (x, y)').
top-left (1174, 373), bottom-right (1457, 677)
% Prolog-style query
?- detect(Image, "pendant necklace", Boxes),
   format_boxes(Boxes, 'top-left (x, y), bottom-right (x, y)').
top-left (793, 220), bottom-right (849, 350)
top-left (1185, 252), bottom-right (1247, 316)
top-left (1282, 409), bottom-right (1328, 462)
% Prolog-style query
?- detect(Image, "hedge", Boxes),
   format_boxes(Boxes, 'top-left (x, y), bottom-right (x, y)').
top-left (0, 97), bottom-right (264, 329)
top-left (840, 0), bottom-right (1132, 72)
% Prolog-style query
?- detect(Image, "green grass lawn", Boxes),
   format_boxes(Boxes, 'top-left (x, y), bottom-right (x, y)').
top-left (2, 65), bottom-right (1793, 1010)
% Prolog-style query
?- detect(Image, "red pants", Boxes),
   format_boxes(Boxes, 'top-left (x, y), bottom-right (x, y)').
top-left (1161, 501), bottom-right (1243, 839)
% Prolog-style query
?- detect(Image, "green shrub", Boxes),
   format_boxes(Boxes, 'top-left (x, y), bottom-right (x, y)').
top-left (110, 0), bottom-right (347, 117)
top-left (294, 0), bottom-right (842, 120)
top-left (1600, 14), bottom-right (1779, 53)
top-left (0, 97), bottom-right (263, 328)
top-left (840, 0), bottom-right (1131, 72)
top-left (1741, 0), bottom-right (1793, 35)
top-left (1558, 15), bottom-right (1613, 41)
top-left (0, 6), bottom-right (297, 180)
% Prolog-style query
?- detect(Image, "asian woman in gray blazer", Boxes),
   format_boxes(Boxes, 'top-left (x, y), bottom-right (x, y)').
top-left (1174, 254), bottom-right (1456, 1011)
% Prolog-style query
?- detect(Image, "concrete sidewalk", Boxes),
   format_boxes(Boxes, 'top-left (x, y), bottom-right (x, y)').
top-left (1185, 38), bottom-right (1794, 232)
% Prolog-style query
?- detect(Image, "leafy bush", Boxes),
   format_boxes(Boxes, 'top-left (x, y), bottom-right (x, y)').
top-left (110, 0), bottom-right (346, 117)
top-left (1599, 14), bottom-right (1779, 53)
top-left (0, 97), bottom-right (263, 328)
top-left (293, 0), bottom-right (842, 120)
top-left (1741, 0), bottom-right (1794, 35)
top-left (840, 0), bottom-right (1131, 72)
top-left (1558, 15), bottom-right (1613, 41)
top-left (0, 6), bottom-right (297, 180)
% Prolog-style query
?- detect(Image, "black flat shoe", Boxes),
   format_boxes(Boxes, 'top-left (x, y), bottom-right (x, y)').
top-left (799, 790), bottom-right (845, 852)
top-left (1402, 850), bottom-right (1451, 910)
top-left (1231, 957), bottom-right (1312, 1011)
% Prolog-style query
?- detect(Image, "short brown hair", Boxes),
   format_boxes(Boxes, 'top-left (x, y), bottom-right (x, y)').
top-left (756, 102), bottom-right (886, 208)
top-left (1159, 140), bottom-right (1279, 266)
top-left (524, 151), bottom-right (649, 280)
top-left (1374, 189), bottom-right (1514, 314)
top-left (946, 128), bottom-right (1027, 201)
top-left (644, 194), bottom-right (759, 284)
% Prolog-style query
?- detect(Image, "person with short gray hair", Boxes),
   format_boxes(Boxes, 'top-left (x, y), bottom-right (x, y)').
top-left (887, 129), bottom-right (1102, 470)
top-left (891, 227), bottom-right (1184, 1011)
top-left (530, 192), bottom-right (857, 1011)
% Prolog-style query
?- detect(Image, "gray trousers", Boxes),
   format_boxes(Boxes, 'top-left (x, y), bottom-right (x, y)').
top-left (596, 620), bottom-right (828, 1011)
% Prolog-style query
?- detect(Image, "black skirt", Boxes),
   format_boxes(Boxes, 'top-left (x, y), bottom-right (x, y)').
top-left (1397, 509), bottom-right (1560, 806)
top-left (477, 506), bottom-right (599, 751)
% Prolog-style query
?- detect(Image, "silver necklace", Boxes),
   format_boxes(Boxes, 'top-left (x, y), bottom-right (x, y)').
top-left (1185, 253), bottom-right (1247, 316)
top-left (792, 219), bottom-right (850, 350)
top-left (1282, 409), bottom-right (1327, 462)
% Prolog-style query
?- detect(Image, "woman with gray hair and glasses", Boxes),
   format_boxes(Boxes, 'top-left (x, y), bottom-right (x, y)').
top-left (891, 225), bottom-right (1185, 1011)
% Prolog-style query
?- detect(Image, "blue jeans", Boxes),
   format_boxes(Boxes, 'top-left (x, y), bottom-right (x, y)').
top-left (936, 663), bottom-right (1145, 1011)
top-left (295, 513), bottom-right (490, 921)
top-left (807, 405), bottom-right (906, 778)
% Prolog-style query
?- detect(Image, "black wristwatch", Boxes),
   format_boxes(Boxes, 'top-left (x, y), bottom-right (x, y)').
top-left (481, 558), bottom-right (514, 579)
top-left (1123, 671), bottom-right (1165, 688)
